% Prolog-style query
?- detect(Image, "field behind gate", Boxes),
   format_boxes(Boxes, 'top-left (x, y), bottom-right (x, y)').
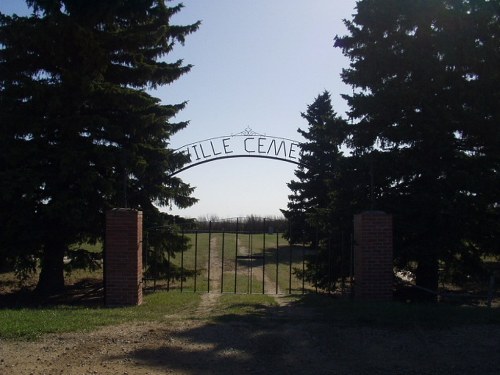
top-left (144, 231), bottom-right (316, 294)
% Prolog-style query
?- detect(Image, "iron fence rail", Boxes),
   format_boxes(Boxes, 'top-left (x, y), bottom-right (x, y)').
top-left (143, 219), bottom-right (352, 295)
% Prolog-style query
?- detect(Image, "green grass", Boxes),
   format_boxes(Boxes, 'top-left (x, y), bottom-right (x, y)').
top-left (263, 244), bottom-right (313, 293)
top-left (150, 232), bottom-right (211, 292)
top-left (2, 287), bottom-right (498, 341)
top-left (221, 274), bottom-right (264, 294)
top-left (0, 292), bottom-right (201, 340)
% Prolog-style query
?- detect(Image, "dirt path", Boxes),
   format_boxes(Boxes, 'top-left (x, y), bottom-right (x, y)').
top-left (196, 236), bottom-right (284, 316)
top-left (1, 305), bottom-right (499, 375)
top-left (194, 237), bottom-right (222, 317)
top-left (237, 238), bottom-right (283, 296)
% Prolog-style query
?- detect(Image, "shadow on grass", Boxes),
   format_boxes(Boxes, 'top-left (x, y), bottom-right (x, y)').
top-left (0, 278), bottom-right (104, 308)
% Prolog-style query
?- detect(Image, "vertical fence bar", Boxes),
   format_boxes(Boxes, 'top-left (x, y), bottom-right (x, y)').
top-left (208, 221), bottom-right (212, 293)
top-left (289, 243), bottom-right (292, 294)
top-left (350, 232), bottom-right (354, 297)
top-left (340, 231), bottom-right (345, 296)
top-left (248, 231), bottom-right (251, 293)
top-left (154, 241), bottom-right (158, 291)
top-left (302, 241), bottom-right (305, 294)
top-left (234, 218), bottom-right (239, 294)
top-left (288, 220), bottom-right (292, 294)
top-left (262, 219), bottom-right (266, 295)
top-left (143, 231), bottom-right (147, 290)
top-left (221, 231), bottom-right (225, 293)
top-left (315, 227), bottom-right (319, 293)
top-left (180, 228), bottom-right (184, 293)
top-left (275, 232), bottom-right (279, 294)
top-left (328, 236), bottom-right (332, 294)
top-left (167, 250), bottom-right (171, 292)
top-left (247, 231), bottom-right (252, 294)
top-left (194, 231), bottom-right (198, 293)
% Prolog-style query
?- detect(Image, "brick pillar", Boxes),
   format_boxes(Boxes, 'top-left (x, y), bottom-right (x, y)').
top-left (105, 209), bottom-right (143, 306)
top-left (353, 211), bottom-right (393, 300)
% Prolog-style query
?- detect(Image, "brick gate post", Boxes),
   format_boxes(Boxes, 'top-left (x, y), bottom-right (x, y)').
top-left (105, 208), bottom-right (143, 306)
top-left (353, 211), bottom-right (393, 300)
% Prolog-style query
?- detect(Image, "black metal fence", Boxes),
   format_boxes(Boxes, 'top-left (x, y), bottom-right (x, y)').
top-left (143, 217), bottom-right (353, 295)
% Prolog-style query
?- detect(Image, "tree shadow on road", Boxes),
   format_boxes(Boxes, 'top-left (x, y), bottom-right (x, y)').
top-left (108, 295), bottom-right (336, 374)
top-left (107, 294), bottom-right (500, 375)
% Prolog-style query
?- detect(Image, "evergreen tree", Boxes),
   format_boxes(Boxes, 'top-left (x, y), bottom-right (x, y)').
top-left (0, 0), bottom-right (200, 295)
top-left (284, 92), bottom-right (343, 243)
top-left (284, 92), bottom-right (360, 290)
top-left (335, 0), bottom-right (499, 295)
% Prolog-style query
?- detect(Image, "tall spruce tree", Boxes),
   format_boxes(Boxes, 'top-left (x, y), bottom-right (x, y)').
top-left (284, 92), bottom-right (345, 244)
top-left (284, 92), bottom-right (347, 290)
top-left (335, 0), bottom-right (499, 295)
top-left (283, 92), bottom-right (336, 242)
top-left (0, 0), bottom-right (200, 294)
top-left (284, 92), bottom-right (372, 290)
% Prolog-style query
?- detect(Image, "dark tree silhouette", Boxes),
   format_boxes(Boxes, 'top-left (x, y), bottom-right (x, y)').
top-left (0, 0), bottom-right (200, 295)
top-left (335, 0), bottom-right (499, 296)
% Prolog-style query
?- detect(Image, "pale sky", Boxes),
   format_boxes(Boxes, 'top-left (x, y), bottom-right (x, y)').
top-left (1, 0), bottom-right (357, 219)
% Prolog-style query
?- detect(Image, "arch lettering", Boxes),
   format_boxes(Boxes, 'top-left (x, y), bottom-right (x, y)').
top-left (169, 128), bottom-right (303, 177)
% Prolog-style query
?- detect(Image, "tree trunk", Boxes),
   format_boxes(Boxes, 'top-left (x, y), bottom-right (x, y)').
top-left (415, 250), bottom-right (439, 302)
top-left (35, 239), bottom-right (66, 296)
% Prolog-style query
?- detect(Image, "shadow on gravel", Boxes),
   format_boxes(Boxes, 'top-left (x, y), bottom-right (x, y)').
top-left (112, 296), bottom-right (338, 375)
top-left (113, 295), bottom-right (500, 375)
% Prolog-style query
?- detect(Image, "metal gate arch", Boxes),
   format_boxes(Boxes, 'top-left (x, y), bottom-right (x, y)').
top-left (168, 128), bottom-right (304, 177)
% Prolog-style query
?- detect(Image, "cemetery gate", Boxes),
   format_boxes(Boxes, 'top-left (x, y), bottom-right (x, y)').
top-left (142, 217), bottom-right (354, 296)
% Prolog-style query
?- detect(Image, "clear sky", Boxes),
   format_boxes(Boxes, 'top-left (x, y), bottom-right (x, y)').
top-left (0, 0), bottom-right (357, 220)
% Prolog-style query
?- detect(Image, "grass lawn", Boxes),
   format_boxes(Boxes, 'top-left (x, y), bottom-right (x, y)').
top-left (0, 292), bottom-right (200, 340)
top-left (2, 235), bottom-right (497, 343)
top-left (1, 287), bottom-right (499, 341)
